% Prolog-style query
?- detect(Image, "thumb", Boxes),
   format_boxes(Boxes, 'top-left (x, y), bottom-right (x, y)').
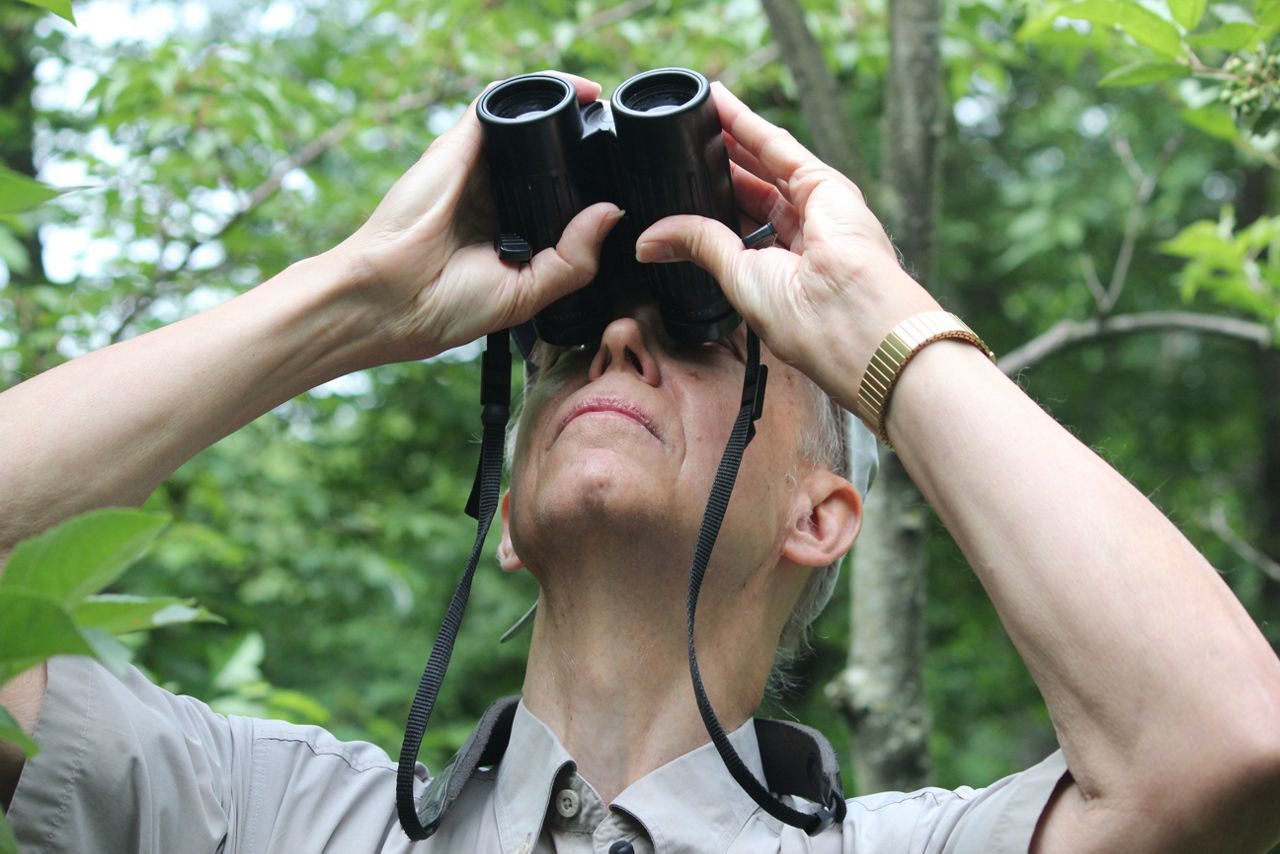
top-left (521, 202), bottom-right (625, 313)
top-left (635, 214), bottom-right (744, 287)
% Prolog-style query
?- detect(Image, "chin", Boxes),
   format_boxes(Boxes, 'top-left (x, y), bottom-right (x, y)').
top-left (517, 452), bottom-right (681, 560)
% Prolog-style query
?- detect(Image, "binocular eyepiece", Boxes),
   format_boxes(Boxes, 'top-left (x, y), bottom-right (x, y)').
top-left (477, 68), bottom-right (740, 347)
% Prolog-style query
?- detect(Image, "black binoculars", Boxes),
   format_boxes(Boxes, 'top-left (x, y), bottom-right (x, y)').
top-left (477, 67), bottom-right (740, 347)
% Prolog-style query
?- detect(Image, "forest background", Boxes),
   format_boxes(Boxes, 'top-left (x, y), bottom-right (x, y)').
top-left (2, 0), bottom-right (1279, 837)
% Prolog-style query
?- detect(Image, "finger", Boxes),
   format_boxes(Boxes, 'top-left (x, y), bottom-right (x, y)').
top-left (724, 131), bottom-right (773, 191)
top-left (510, 202), bottom-right (624, 321)
top-left (635, 214), bottom-right (745, 290)
top-left (730, 162), bottom-right (800, 248)
top-left (710, 81), bottom-right (817, 189)
top-left (528, 69), bottom-right (603, 104)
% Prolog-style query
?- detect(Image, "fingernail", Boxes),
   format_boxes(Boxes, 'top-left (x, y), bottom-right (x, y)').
top-left (597, 208), bottom-right (625, 239)
top-left (636, 241), bottom-right (674, 263)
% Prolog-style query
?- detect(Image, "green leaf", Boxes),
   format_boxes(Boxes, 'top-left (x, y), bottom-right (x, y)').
top-left (1160, 220), bottom-right (1233, 257)
top-left (74, 594), bottom-right (223, 635)
top-left (1036, 1), bottom-right (1185, 56)
top-left (0, 705), bottom-right (39, 759)
top-left (1179, 103), bottom-right (1240, 139)
top-left (211, 632), bottom-right (265, 691)
top-left (1259, 0), bottom-right (1280, 31)
top-left (0, 591), bottom-right (95, 682)
top-left (0, 226), bottom-right (30, 275)
top-left (1169, 0), bottom-right (1207, 30)
top-left (79, 627), bottom-right (133, 675)
top-left (1, 509), bottom-right (170, 606)
top-left (0, 812), bottom-right (17, 854)
top-left (13, 0), bottom-right (74, 24)
top-left (1190, 21), bottom-right (1262, 48)
top-left (1099, 60), bottom-right (1191, 86)
top-left (0, 166), bottom-right (60, 215)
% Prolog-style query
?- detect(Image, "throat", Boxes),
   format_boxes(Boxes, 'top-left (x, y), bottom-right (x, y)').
top-left (519, 571), bottom-right (765, 804)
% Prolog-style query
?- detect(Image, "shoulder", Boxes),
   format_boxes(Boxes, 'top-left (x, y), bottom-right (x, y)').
top-left (742, 716), bottom-right (1067, 854)
top-left (7, 655), bottom-right (424, 854)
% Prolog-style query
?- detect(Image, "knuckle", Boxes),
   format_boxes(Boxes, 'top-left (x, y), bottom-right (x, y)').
top-left (762, 127), bottom-right (798, 158)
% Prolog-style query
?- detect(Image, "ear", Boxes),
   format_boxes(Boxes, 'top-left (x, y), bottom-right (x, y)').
top-left (497, 490), bottom-right (525, 572)
top-left (780, 470), bottom-right (862, 568)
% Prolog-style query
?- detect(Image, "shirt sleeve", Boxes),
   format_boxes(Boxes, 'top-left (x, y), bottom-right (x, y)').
top-left (831, 750), bottom-right (1070, 854)
top-left (8, 655), bottom-right (243, 853)
top-left (6, 655), bottom-right (425, 854)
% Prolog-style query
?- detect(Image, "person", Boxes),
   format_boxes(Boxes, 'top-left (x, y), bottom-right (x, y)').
top-left (1, 71), bottom-right (1279, 854)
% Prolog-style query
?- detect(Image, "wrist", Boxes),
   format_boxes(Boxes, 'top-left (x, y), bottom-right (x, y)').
top-left (294, 247), bottom-right (439, 372)
top-left (882, 339), bottom-right (1003, 447)
top-left (253, 252), bottom-right (398, 382)
top-left (822, 269), bottom-right (943, 412)
top-left (852, 310), bottom-right (994, 445)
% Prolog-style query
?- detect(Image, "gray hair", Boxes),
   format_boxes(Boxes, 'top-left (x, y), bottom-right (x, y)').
top-left (771, 382), bottom-right (878, 690)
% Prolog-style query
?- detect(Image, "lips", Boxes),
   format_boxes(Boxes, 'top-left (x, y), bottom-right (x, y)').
top-left (559, 396), bottom-right (660, 440)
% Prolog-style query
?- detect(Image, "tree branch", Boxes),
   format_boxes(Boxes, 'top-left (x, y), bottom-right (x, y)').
top-left (1091, 131), bottom-right (1182, 315)
top-left (1208, 503), bottom-right (1280, 584)
top-left (998, 310), bottom-right (1273, 375)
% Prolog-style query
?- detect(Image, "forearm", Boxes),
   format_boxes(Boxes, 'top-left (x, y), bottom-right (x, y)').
top-left (885, 340), bottom-right (1280, 841)
top-left (0, 251), bottom-right (378, 558)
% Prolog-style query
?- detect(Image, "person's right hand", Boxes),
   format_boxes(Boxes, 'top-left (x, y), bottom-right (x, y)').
top-left (330, 72), bottom-right (624, 364)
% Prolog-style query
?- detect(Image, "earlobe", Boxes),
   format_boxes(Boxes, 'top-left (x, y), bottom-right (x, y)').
top-left (780, 471), bottom-right (862, 568)
top-left (498, 491), bottom-right (525, 572)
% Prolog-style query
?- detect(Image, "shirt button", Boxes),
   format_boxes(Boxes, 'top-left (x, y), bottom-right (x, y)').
top-left (554, 787), bottom-right (581, 818)
top-left (608, 841), bottom-right (635, 854)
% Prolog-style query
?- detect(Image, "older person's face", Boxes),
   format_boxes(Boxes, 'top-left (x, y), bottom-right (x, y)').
top-left (506, 300), bottom-right (820, 579)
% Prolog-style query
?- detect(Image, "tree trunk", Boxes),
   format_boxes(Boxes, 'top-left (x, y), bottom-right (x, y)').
top-left (758, 0), bottom-right (866, 185)
top-left (761, 0), bottom-right (945, 793)
top-left (1236, 167), bottom-right (1280, 563)
top-left (834, 0), bottom-right (944, 794)
top-left (0, 13), bottom-right (54, 380)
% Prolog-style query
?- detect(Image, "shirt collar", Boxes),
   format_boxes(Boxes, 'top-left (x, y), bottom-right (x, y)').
top-left (493, 702), bottom-right (576, 851)
top-left (494, 701), bottom-right (765, 852)
top-left (611, 718), bottom-right (766, 851)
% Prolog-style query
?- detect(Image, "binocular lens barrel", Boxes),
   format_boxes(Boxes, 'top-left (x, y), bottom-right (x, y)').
top-left (613, 69), bottom-right (738, 343)
top-left (478, 75), bottom-right (585, 251)
top-left (479, 76), bottom-right (610, 345)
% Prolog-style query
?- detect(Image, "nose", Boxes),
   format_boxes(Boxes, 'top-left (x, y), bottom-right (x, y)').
top-left (588, 316), bottom-right (661, 386)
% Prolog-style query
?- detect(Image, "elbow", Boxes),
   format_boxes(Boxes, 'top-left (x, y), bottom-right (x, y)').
top-left (1162, 689), bottom-right (1280, 850)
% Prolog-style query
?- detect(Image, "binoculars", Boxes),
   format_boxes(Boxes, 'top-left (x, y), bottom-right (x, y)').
top-left (478, 67), bottom-right (740, 347)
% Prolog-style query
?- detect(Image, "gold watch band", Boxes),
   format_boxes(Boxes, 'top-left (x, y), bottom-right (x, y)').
top-left (855, 310), bottom-right (994, 445)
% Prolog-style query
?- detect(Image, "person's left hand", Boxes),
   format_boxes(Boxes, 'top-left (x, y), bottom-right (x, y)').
top-left (634, 82), bottom-right (941, 412)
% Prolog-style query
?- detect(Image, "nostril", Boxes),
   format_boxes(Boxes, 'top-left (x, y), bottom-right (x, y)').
top-left (624, 347), bottom-right (642, 373)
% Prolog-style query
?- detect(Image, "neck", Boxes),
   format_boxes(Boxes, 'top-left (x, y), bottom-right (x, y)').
top-left (520, 547), bottom-right (779, 804)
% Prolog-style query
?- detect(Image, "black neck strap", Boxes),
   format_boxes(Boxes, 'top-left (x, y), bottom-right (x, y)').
top-left (396, 327), bottom-right (846, 841)
top-left (396, 330), bottom-right (510, 840)
top-left (685, 328), bottom-right (846, 836)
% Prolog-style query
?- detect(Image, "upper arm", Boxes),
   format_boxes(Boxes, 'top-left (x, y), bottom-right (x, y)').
top-left (0, 663), bottom-right (47, 809)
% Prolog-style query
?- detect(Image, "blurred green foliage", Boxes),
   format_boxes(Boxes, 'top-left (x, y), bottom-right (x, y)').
top-left (2, 0), bottom-right (1277, 802)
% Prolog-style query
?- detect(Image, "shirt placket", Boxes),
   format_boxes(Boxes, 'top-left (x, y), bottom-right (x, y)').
top-left (543, 769), bottom-right (651, 854)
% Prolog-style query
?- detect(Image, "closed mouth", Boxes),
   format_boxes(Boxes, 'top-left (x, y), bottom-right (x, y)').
top-left (559, 396), bottom-right (660, 440)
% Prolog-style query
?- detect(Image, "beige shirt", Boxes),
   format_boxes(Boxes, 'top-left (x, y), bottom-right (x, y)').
top-left (8, 656), bottom-right (1067, 853)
